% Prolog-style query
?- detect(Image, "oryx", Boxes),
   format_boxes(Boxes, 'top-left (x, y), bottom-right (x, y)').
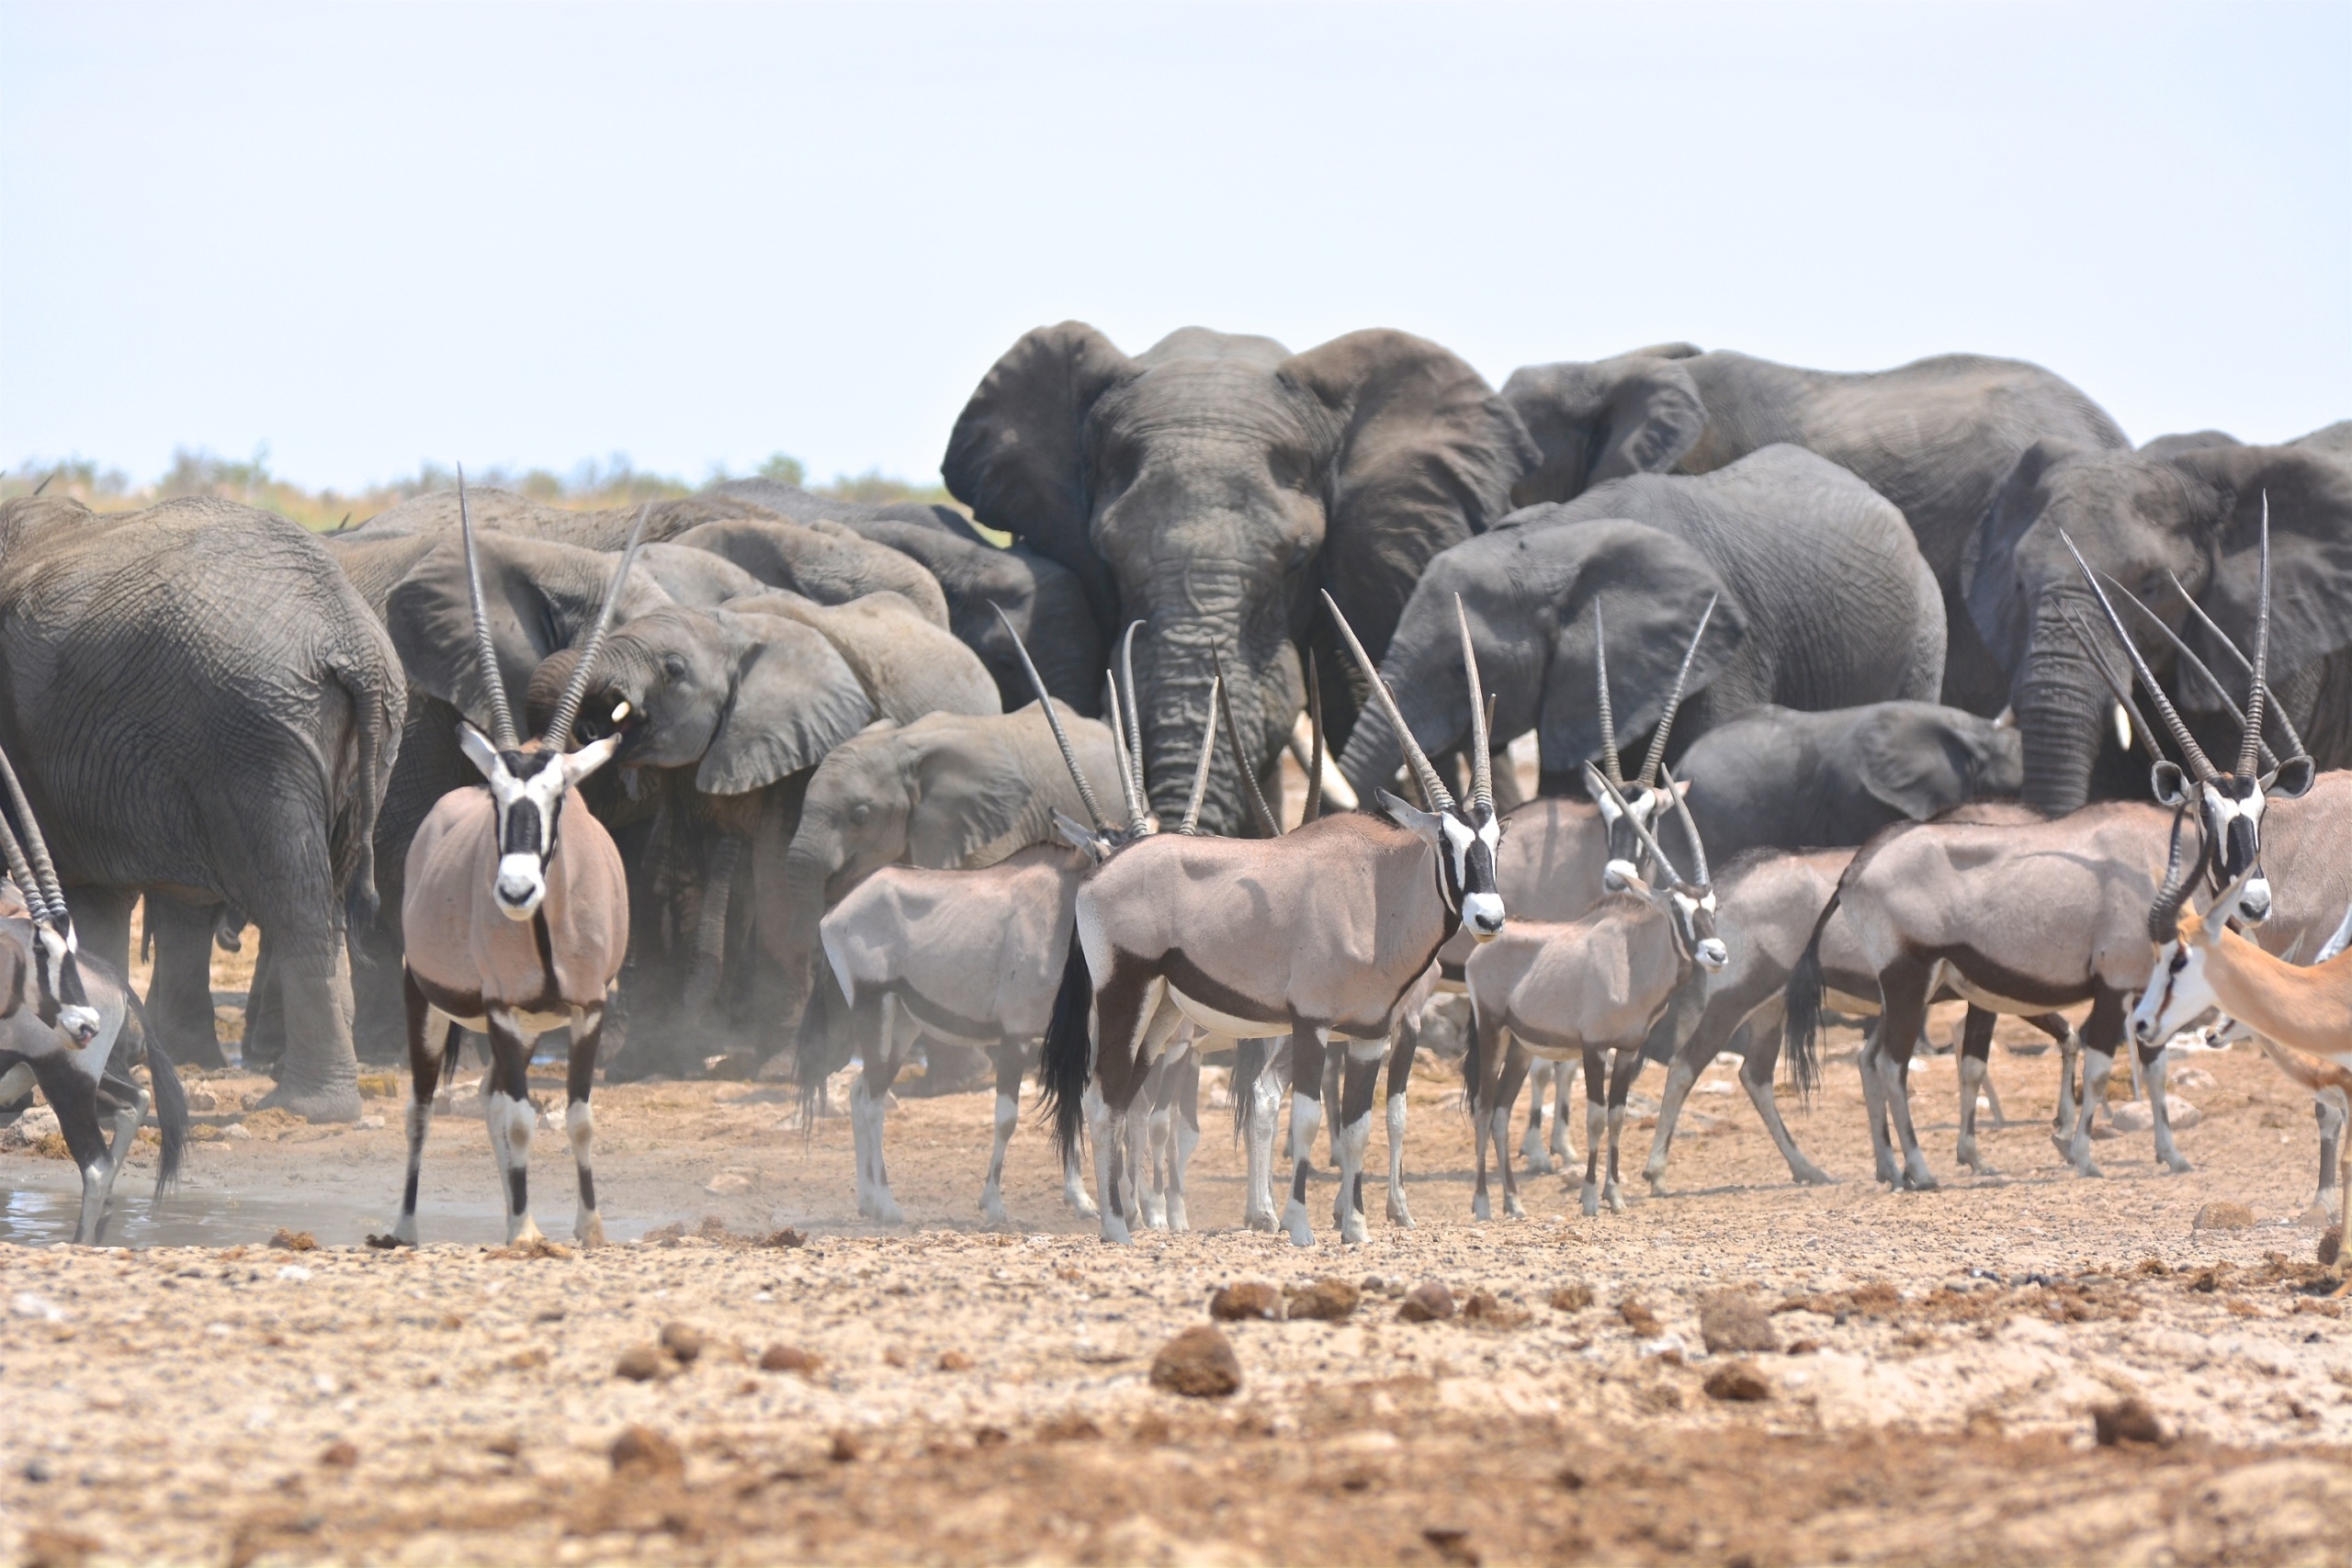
top-left (388, 475), bottom-right (643, 1247)
top-left (1042, 593), bottom-right (1503, 1245)
top-left (1466, 762), bottom-right (1727, 1218)
top-left (813, 613), bottom-right (1188, 1227)
top-left (0, 746), bottom-right (187, 1243)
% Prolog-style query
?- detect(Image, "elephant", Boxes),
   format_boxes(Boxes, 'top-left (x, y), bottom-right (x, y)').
top-left (1651, 702), bottom-right (2024, 868)
top-left (1339, 445), bottom-right (1945, 800)
top-left (763, 703), bottom-right (1125, 1063)
top-left (1501, 344), bottom-right (2128, 716)
top-left (0, 495), bottom-right (404, 1121)
top-left (943, 322), bottom-right (1537, 835)
top-left (1963, 431), bottom-right (2352, 810)
top-left (711, 477), bottom-right (1102, 716)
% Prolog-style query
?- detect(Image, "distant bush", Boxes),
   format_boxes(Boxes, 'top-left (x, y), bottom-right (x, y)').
top-left (2, 446), bottom-right (954, 532)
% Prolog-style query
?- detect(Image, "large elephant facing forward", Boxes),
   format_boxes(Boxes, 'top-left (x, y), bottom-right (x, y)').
top-left (0, 496), bottom-right (404, 1120)
top-left (1502, 344), bottom-right (2128, 715)
top-left (1965, 431), bottom-right (2352, 810)
top-left (1340, 445), bottom-right (1944, 799)
top-left (944, 323), bottom-right (1537, 835)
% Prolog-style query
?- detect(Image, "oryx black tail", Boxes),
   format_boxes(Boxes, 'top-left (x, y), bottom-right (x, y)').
top-left (1037, 928), bottom-right (1092, 1167)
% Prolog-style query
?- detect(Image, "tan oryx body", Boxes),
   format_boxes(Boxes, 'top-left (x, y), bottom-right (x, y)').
top-left (390, 475), bottom-right (644, 1248)
top-left (818, 843), bottom-right (1102, 1224)
top-left (1043, 592), bottom-right (1504, 1246)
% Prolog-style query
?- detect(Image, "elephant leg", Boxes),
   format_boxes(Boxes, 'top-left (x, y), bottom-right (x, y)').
top-left (243, 938), bottom-right (288, 1075)
top-left (567, 1005), bottom-right (608, 1247)
top-left (256, 937), bottom-right (360, 1122)
top-left (347, 898), bottom-right (412, 1065)
top-left (142, 896), bottom-right (227, 1072)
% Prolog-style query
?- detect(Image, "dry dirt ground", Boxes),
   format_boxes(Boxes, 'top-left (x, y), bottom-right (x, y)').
top-left (6, 1014), bottom-right (2352, 1566)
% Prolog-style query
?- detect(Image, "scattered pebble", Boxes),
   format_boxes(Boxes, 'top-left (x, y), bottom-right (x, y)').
top-left (1698, 1291), bottom-right (1781, 1355)
top-left (2194, 1201), bottom-right (2256, 1231)
top-left (1284, 1278), bottom-right (1360, 1322)
top-left (1618, 1298), bottom-right (1663, 1337)
top-left (1150, 1325), bottom-right (1242, 1398)
top-left (610, 1424), bottom-right (684, 1478)
top-left (2092, 1397), bottom-right (2168, 1447)
top-left (269, 1228), bottom-right (318, 1252)
top-left (1461, 1291), bottom-right (1531, 1329)
top-left (615, 1345), bottom-right (665, 1382)
top-left (660, 1322), bottom-right (706, 1363)
top-left (1549, 1282), bottom-right (1594, 1312)
top-left (319, 1440), bottom-right (359, 1468)
top-left (1703, 1360), bottom-right (1773, 1402)
top-left (760, 1344), bottom-right (821, 1378)
top-left (938, 1350), bottom-right (974, 1371)
top-left (1209, 1281), bottom-right (1282, 1321)
top-left (1399, 1281), bottom-right (1456, 1323)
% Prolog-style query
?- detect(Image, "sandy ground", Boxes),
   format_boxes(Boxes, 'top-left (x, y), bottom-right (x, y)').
top-left (4, 1009), bottom-right (2352, 1566)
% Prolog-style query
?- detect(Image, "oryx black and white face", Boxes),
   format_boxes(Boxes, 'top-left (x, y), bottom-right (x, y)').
top-left (1384, 791), bottom-right (1505, 941)
top-left (27, 916), bottom-right (98, 1043)
top-left (458, 725), bottom-right (620, 921)
top-left (1668, 882), bottom-right (1727, 971)
top-left (1583, 773), bottom-right (1684, 878)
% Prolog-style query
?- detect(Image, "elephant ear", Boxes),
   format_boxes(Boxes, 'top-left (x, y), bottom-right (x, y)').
top-left (385, 532), bottom-right (673, 728)
top-left (696, 609), bottom-right (876, 796)
top-left (638, 542), bottom-right (766, 608)
top-left (1525, 517), bottom-right (1747, 773)
top-left (941, 322), bottom-right (1137, 626)
top-left (906, 730), bottom-right (1032, 869)
top-left (1961, 437), bottom-right (2082, 675)
top-left (1854, 705), bottom-right (1976, 821)
top-left (1501, 353), bottom-right (1708, 506)
top-left (1283, 330), bottom-right (1540, 666)
top-left (730, 590), bottom-right (1001, 724)
top-left (2176, 444), bottom-right (2352, 695)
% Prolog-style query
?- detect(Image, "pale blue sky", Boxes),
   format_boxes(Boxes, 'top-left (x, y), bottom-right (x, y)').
top-left (4, 2), bottom-right (2346, 492)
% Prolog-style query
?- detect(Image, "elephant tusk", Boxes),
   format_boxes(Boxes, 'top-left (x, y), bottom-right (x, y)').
top-left (2111, 701), bottom-right (2133, 755)
top-left (610, 700), bottom-right (632, 725)
top-left (1289, 713), bottom-right (1357, 812)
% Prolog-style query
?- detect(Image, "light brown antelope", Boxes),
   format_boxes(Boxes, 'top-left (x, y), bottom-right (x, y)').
top-left (386, 477), bottom-right (643, 1247)
top-left (1467, 763), bottom-right (1726, 1218)
top-left (0, 747), bottom-right (187, 1243)
top-left (1043, 592), bottom-right (1502, 1245)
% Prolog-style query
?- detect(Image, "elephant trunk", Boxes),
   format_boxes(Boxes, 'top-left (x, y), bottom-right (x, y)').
top-left (1131, 589), bottom-right (1302, 838)
top-left (1334, 640), bottom-right (1466, 808)
top-left (2013, 594), bottom-right (2111, 813)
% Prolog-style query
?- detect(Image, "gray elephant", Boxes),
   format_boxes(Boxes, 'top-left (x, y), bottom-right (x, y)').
top-left (943, 323), bottom-right (1537, 835)
top-left (0, 496), bottom-right (404, 1120)
top-left (1963, 428), bottom-right (2352, 809)
top-left (1340, 445), bottom-right (1944, 799)
top-left (1652, 702), bottom-right (2023, 867)
top-left (1502, 344), bottom-right (2127, 716)
top-left (712, 477), bottom-right (1102, 716)
top-left (763, 704), bottom-right (1125, 1057)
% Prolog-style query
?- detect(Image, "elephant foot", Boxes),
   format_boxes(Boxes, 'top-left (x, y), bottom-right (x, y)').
top-left (255, 1078), bottom-right (362, 1124)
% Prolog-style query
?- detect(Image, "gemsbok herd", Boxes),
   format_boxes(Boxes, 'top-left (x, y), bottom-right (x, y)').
top-left (7, 479), bottom-right (2350, 1254)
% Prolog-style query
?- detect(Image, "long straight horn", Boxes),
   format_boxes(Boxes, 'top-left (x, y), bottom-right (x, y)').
top-left (544, 502), bottom-right (652, 750)
top-left (1320, 591), bottom-right (1453, 812)
top-left (1457, 596), bottom-right (1493, 813)
top-left (1593, 604), bottom-right (1623, 785)
top-left (1103, 668), bottom-right (1148, 831)
top-left (1180, 677), bottom-right (1222, 836)
top-left (2238, 495), bottom-right (2271, 778)
top-left (0, 811), bottom-right (49, 924)
top-left (2147, 800), bottom-right (2203, 942)
top-left (2168, 568), bottom-right (2310, 763)
top-left (1117, 621), bottom-right (1147, 803)
top-left (1658, 761), bottom-right (1708, 886)
top-left (995, 606), bottom-right (1108, 832)
top-left (1301, 649), bottom-right (1324, 826)
top-left (2059, 607), bottom-right (2165, 768)
top-left (1639, 595), bottom-right (1716, 787)
top-left (1585, 762), bottom-right (1685, 888)
top-left (2101, 583), bottom-right (2275, 768)
top-left (0, 743), bottom-right (67, 921)
top-left (2061, 531), bottom-right (2217, 781)
top-left (1212, 648), bottom-right (1280, 837)
top-left (458, 467), bottom-right (521, 751)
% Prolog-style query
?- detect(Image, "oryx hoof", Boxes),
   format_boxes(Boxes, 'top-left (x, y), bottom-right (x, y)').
top-left (383, 1215), bottom-right (421, 1248)
top-left (1522, 1147), bottom-right (1552, 1176)
top-left (1903, 1169), bottom-right (1939, 1193)
top-left (1340, 1212), bottom-right (1370, 1246)
top-left (575, 1213), bottom-right (606, 1249)
top-left (1282, 1201), bottom-right (1316, 1248)
top-left (1874, 1157), bottom-right (1903, 1187)
top-left (1099, 1213), bottom-right (1133, 1245)
top-left (871, 1197), bottom-right (907, 1226)
top-left (1166, 1200), bottom-right (1190, 1233)
top-left (1243, 1206), bottom-right (1278, 1235)
top-left (507, 1215), bottom-right (546, 1247)
top-left (1579, 1184), bottom-right (1600, 1218)
top-left (1604, 1184), bottom-right (1627, 1215)
top-left (1505, 1194), bottom-right (1527, 1220)
top-left (979, 1195), bottom-right (1011, 1224)
top-left (1067, 1190), bottom-right (1100, 1221)
top-left (1471, 1193), bottom-right (1492, 1223)
top-left (1386, 1192), bottom-right (1415, 1228)
top-left (2162, 1155), bottom-right (2193, 1176)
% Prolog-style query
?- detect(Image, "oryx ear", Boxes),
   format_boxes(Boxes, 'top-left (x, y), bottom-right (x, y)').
top-left (2151, 761), bottom-right (2189, 808)
top-left (1052, 810), bottom-right (1107, 859)
top-left (2266, 755), bottom-right (2316, 800)
top-left (1670, 777), bottom-right (1691, 800)
top-left (1601, 858), bottom-right (1649, 897)
top-left (563, 734), bottom-right (622, 787)
top-left (1582, 768), bottom-right (1623, 820)
top-left (1375, 787), bottom-right (1443, 845)
top-left (458, 723), bottom-right (503, 781)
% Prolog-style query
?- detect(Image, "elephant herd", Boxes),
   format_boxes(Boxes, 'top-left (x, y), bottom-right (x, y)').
top-left (2, 321), bottom-right (2346, 1178)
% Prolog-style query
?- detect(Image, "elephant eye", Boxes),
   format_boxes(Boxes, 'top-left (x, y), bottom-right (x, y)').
top-left (849, 803), bottom-right (871, 826)
top-left (662, 652), bottom-right (688, 681)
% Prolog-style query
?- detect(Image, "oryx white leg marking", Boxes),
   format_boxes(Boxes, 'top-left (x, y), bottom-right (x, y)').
top-left (982, 1089), bottom-right (1017, 1224)
top-left (1385, 1085), bottom-right (1413, 1227)
top-left (2066, 1049), bottom-right (2114, 1179)
top-left (1955, 1053), bottom-right (1996, 1176)
top-left (1521, 1058), bottom-right (1554, 1175)
top-left (1243, 1047), bottom-right (1282, 1233)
